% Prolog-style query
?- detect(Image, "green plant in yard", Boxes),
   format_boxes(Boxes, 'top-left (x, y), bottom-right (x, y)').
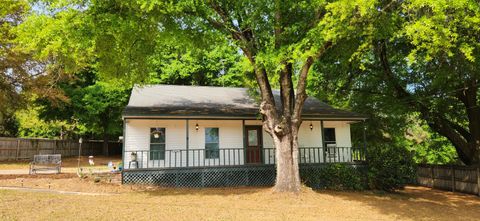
top-left (303, 144), bottom-right (416, 192)
top-left (76, 163), bottom-right (95, 179)
top-left (303, 164), bottom-right (366, 191)
top-left (321, 164), bottom-right (366, 190)
top-left (367, 144), bottom-right (417, 192)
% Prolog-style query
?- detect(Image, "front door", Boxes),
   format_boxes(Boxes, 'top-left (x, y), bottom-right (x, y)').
top-left (245, 126), bottom-right (263, 164)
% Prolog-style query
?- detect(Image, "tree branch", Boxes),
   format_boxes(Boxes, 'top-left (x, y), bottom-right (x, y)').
top-left (280, 63), bottom-right (293, 117)
top-left (204, 2), bottom-right (280, 132)
top-left (377, 40), bottom-right (475, 164)
top-left (202, 2), bottom-right (257, 63)
top-left (292, 41), bottom-right (332, 127)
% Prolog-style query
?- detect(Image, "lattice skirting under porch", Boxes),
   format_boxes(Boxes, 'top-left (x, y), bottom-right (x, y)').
top-left (122, 164), bottom-right (366, 188)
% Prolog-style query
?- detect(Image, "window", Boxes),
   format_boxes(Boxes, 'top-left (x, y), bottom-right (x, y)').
top-left (205, 128), bottom-right (219, 159)
top-left (150, 128), bottom-right (165, 160)
top-left (323, 128), bottom-right (336, 157)
top-left (248, 130), bottom-right (258, 146)
top-left (323, 128), bottom-right (336, 145)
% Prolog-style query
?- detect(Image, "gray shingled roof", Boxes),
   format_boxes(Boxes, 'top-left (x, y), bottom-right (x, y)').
top-left (123, 85), bottom-right (366, 120)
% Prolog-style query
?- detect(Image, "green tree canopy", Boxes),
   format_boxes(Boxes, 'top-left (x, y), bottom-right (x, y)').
top-left (310, 0), bottom-right (480, 165)
top-left (0, 1), bottom-right (46, 135)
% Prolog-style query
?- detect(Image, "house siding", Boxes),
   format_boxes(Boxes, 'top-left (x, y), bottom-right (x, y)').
top-left (322, 121), bottom-right (353, 162)
top-left (124, 119), bottom-right (187, 168)
top-left (124, 119), bottom-right (353, 169)
top-left (187, 120), bottom-right (244, 166)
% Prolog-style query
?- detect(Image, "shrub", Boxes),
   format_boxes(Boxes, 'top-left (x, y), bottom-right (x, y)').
top-left (367, 144), bottom-right (416, 192)
top-left (321, 163), bottom-right (366, 190)
top-left (301, 145), bottom-right (416, 192)
top-left (303, 163), bottom-right (366, 190)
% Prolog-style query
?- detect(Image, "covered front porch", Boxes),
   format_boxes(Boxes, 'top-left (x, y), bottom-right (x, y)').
top-left (124, 146), bottom-right (366, 169)
top-left (122, 118), bottom-right (366, 167)
top-left (121, 118), bottom-right (367, 187)
top-left (121, 145), bottom-right (367, 187)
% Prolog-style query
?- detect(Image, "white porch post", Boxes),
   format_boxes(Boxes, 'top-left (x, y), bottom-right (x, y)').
top-left (320, 120), bottom-right (325, 163)
top-left (122, 119), bottom-right (125, 174)
top-left (320, 120), bottom-right (325, 147)
top-left (186, 119), bottom-right (189, 167)
top-left (242, 119), bottom-right (245, 165)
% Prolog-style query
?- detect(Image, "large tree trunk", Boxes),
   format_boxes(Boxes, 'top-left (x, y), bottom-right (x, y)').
top-left (273, 130), bottom-right (301, 192)
top-left (255, 46), bottom-right (329, 192)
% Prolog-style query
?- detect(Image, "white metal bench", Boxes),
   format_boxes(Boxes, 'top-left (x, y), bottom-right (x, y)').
top-left (29, 154), bottom-right (62, 174)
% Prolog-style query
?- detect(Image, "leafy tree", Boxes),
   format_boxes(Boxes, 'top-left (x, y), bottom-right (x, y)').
top-left (79, 81), bottom-right (130, 154)
top-left (0, 0), bottom-right (65, 136)
top-left (1, 1), bottom-right (29, 117)
top-left (309, 0), bottom-right (479, 166)
top-left (387, 0), bottom-right (480, 166)
top-left (15, 1), bottom-right (248, 146)
top-left (308, 44), bottom-right (458, 165)
top-left (15, 103), bottom-right (73, 139)
top-left (1, 0), bottom-right (79, 136)
top-left (403, 115), bottom-right (458, 164)
top-left (380, 1), bottom-right (480, 166)
top-left (146, 39), bottom-right (247, 87)
top-left (17, 0), bottom-right (377, 192)
top-left (37, 71), bottom-right (130, 155)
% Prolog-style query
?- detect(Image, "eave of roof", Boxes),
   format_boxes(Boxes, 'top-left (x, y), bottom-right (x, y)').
top-left (122, 115), bottom-right (367, 121)
top-left (122, 109), bottom-right (367, 121)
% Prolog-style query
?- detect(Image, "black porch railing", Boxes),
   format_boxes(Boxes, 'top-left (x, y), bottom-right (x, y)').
top-left (125, 147), bottom-right (366, 169)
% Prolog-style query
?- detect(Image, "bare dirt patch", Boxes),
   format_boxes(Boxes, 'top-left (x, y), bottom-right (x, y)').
top-left (0, 155), bottom-right (122, 175)
top-left (0, 155), bottom-right (121, 170)
top-left (0, 173), bottom-right (78, 180)
top-left (0, 175), bottom-right (127, 193)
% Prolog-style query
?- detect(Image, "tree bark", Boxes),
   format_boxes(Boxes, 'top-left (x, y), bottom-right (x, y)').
top-left (273, 130), bottom-right (301, 192)
top-left (457, 80), bottom-right (480, 165)
top-left (102, 117), bottom-right (109, 156)
top-left (103, 132), bottom-right (109, 156)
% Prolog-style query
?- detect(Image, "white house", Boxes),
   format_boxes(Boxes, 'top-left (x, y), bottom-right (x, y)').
top-left (121, 85), bottom-right (366, 186)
